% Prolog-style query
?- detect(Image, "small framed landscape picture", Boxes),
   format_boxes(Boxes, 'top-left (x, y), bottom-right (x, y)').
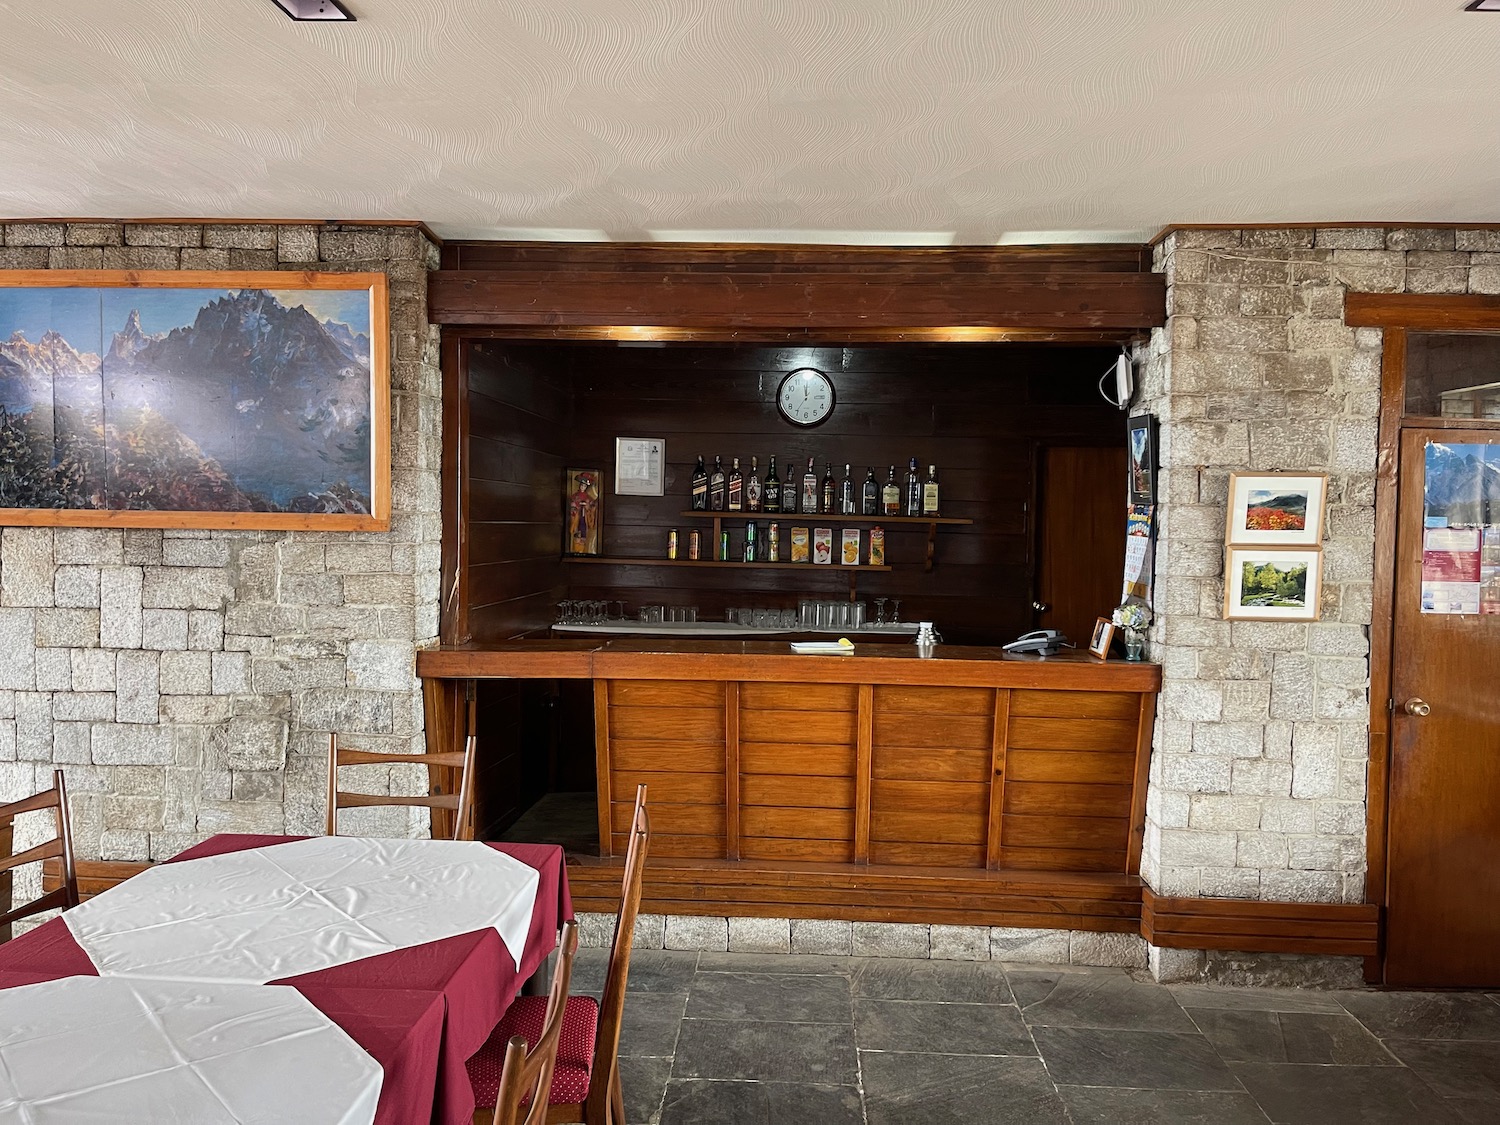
top-left (1088, 617), bottom-right (1115, 660)
top-left (1224, 547), bottom-right (1323, 621)
top-left (1127, 414), bottom-right (1156, 504)
top-left (1226, 472), bottom-right (1328, 546)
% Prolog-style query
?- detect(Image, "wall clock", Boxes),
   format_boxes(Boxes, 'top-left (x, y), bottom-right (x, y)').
top-left (776, 367), bottom-right (835, 427)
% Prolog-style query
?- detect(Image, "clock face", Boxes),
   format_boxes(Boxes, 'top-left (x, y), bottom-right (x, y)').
top-left (777, 368), bottom-right (835, 427)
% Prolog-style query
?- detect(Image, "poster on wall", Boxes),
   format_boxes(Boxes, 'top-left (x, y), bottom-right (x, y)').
top-left (1421, 441), bottom-right (1500, 615)
top-left (1122, 503), bottom-right (1155, 604)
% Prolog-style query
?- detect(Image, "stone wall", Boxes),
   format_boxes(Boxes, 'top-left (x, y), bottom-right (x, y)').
top-left (1137, 228), bottom-right (1498, 938)
top-left (0, 221), bottom-right (442, 868)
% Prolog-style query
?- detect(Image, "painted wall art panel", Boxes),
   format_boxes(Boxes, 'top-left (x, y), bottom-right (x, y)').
top-left (0, 271), bottom-right (389, 530)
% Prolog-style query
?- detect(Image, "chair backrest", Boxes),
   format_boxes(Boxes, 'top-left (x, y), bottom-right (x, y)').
top-left (585, 783), bottom-right (650, 1123)
top-left (326, 733), bottom-right (478, 841)
top-left (492, 920), bottom-right (581, 1125)
top-left (0, 769), bottom-right (80, 938)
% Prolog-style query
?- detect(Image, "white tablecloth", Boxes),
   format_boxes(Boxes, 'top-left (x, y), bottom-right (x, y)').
top-left (64, 837), bottom-right (541, 983)
top-left (0, 977), bottom-right (380, 1125)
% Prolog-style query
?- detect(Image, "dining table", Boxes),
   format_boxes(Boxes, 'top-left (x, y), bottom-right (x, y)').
top-left (0, 833), bottom-right (572, 1125)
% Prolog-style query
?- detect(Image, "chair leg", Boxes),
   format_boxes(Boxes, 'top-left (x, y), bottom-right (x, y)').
top-left (609, 1068), bottom-right (624, 1125)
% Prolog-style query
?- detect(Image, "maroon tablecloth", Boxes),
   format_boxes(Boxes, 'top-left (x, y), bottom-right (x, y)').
top-left (0, 834), bottom-right (572, 1125)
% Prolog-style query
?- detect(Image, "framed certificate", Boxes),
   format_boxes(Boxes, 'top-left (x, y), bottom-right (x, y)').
top-left (614, 437), bottom-right (665, 496)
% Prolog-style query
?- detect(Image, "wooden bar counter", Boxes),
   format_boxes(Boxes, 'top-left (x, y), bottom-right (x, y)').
top-left (418, 640), bottom-right (1161, 933)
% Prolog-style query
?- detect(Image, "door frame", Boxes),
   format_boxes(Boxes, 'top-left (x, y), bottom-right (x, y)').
top-left (1345, 292), bottom-right (1500, 982)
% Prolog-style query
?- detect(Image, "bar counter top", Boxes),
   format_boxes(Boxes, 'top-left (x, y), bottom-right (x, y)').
top-left (416, 639), bottom-right (1160, 691)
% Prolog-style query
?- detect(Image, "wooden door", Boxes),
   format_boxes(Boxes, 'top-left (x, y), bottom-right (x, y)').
top-left (1384, 425), bottom-right (1500, 986)
top-left (1035, 446), bottom-right (1127, 649)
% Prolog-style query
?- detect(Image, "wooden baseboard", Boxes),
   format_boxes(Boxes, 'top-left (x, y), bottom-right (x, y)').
top-left (1141, 888), bottom-right (1380, 957)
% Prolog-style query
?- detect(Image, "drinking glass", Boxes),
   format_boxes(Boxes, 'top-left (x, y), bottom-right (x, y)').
top-left (799, 599), bottom-right (815, 627)
top-left (874, 598), bottom-right (887, 625)
top-left (851, 601), bottom-right (866, 628)
top-left (890, 600), bottom-right (902, 624)
top-left (816, 601), bottom-right (837, 630)
top-left (686, 607), bottom-right (699, 623)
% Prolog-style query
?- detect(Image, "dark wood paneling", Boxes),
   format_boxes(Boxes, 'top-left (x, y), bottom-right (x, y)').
top-left (1141, 889), bottom-right (1381, 957)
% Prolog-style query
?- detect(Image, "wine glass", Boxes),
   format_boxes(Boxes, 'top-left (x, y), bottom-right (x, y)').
top-left (890, 600), bottom-right (901, 624)
top-left (874, 598), bottom-right (887, 625)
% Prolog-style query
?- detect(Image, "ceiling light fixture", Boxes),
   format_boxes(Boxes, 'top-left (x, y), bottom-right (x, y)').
top-left (1465, 1), bottom-right (1500, 10)
top-left (272, 0), bottom-right (355, 20)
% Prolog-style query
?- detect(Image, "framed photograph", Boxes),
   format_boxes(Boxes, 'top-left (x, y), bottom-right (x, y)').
top-left (1127, 414), bottom-right (1156, 504)
top-left (565, 468), bottom-right (603, 556)
top-left (1087, 617), bottom-right (1115, 660)
top-left (613, 437), bottom-right (665, 496)
top-left (1226, 472), bottom-right (1328, 546)
top-left (0, 270), bottom-right (389, 530)
top-left (1224, 547), bottom-right (1323, 621)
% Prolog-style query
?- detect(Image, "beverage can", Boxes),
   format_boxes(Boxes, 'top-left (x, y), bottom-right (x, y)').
top-left (768, 522), bottom-right (780, 562)
top-left (719, 530), bottom-right (730, 561)
top-left (688, 530), bottom-right (701, 560)
top-left (667, 529), bottom-right (678, 560)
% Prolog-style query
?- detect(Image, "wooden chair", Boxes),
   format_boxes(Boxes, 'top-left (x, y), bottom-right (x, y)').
top-left (326, 733), bottom-right (478, 841)
top-left (487, 920), bottom-right (581, 1125)
top-left (469, 784), bottom-right (650, 1125)
top-left (1, 770), bottom-right (80, 940)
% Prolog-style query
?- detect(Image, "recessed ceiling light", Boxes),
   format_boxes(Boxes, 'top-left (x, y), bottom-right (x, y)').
top-left (1466, 1), bottom-right (1500, 10)
top-left (272, 0), bottom-right (355, 20)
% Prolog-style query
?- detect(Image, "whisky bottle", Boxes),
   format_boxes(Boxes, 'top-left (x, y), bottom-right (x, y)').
top-left (764, 456), bottom-right (781, 513)
top-left (801, 457), bottom-right (819, 514)
top-left (905, 456), bottom-right (921, 517)
top-left (728, 456), bottom-right (744, 511)
top-left (691, 455), bottom-right (708, 511)
top-left (840, 463), bottom-right (856, 514)
top-left (923, 464), bottom-right (940, 516)
top-left (881, 465), bottom-right (900, 516)
top-left (862, 467), bottom-right (879, 515)
top-left (821, 462), bottom-right (835, 514)
top-left (709, 456), bottom-right (726, 511)
top-left (747, 456), bottom-right (762, 512)
top-left (781, 456), bottom-right (796, 513)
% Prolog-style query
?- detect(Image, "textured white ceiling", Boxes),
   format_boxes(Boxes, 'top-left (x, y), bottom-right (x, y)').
top-left (1, 0), bottom-right (1497, 243)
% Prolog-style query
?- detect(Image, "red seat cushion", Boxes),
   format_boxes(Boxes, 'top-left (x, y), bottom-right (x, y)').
top-left (467, 994), bottom-right (599, 1108)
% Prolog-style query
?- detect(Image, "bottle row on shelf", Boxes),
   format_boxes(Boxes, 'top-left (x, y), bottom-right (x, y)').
top-left (668, 521), bottom-right (886, 565)
top-left (690, 454), bottom-right (940, 517)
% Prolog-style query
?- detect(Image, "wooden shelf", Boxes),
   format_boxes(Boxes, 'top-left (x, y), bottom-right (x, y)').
top-left (679, 511), bottom-right (972, 526)
top-left (562, 557), bottom-right (891, 572)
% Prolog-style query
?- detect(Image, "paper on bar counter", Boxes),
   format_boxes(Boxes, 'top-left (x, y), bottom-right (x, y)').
top-left (65, 836), bottom-right (539, 983)
top-left (790, 638), bottom-right (855, 655)
top-left (0, 977), bottom-right (380, 1124)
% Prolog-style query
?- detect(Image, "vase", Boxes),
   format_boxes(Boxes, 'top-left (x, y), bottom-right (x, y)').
top-left (1123, 627), bottom-right (1145, 662)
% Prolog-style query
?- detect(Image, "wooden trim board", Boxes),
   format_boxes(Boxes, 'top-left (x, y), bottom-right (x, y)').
top-left (1141, 888), bottom-right (1380, 957)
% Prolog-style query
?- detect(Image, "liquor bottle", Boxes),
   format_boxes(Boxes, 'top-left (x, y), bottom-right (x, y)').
top-left (709, 456), bottom-right (727, 511)
top-left (728, 456), bottom-right (744, 511)
top-left (782, 456), bottom-right (797, 514)
top-left (862, 467), bottom-right (879, 516)
top-left (691, 455), bottom-right (708, 511)
top-left (905, 456), bottom-right (921, 516)
top-left (746, 456), bottom-right (762, 512)
top-left (821, 462), bottom-right (836, 514)
top-left (764, 456), bottom-right (781, 513)
top-left (840, 463), bottom-right (856, 515)
top-left (923, 464), bottom-right (940, 516)
top-left (881, 465), bottom-right (901, 516)
top-left (801, 457), bottom-right (819, 514)
top-left (744, 520), bottom-right (758, 562)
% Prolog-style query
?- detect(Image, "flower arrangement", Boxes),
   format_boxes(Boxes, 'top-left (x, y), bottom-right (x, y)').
top-left (1112, 603), bottom-right (1151, 631)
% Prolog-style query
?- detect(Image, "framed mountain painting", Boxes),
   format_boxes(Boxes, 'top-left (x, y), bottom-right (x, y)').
top-left (0, 271), bottom-right (389, 530)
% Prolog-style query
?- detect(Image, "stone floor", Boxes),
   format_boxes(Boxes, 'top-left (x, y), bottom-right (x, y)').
top-left (570, 949), bottom-right (1500, 1125)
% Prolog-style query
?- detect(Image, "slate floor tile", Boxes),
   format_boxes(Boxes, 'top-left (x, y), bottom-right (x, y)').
top-left (1447, 1096), bottom-right (1500, 1124)
top-left (1339, 991), bottom-right (1500, 1041)
top-left (672, 1018), bottom-right (858, 1084)
top-left (696, 952), bottom-right (850, 975)
top-left (618, 991), bottom-right (689, 1057)
top-left (1386, 1039), bottom-right (1500, 1098)
top-left (1186, 1007), bottom-right (1397, 1065)
top-left (850, 957), bottom-right (1014, 1003)
top-left (861, 1051), bottom-right (1068, 1125)
top-left (1233, 1061), bottom-right (1465, 1125)
top-left (618, 950), bottom-right (702, 994)
top-left (854, 998), bottom-right (1035, 1056)
top-left (658, 1079), bottom-right (863, 1125)
top-left (685, 971), bottom-right (851, 1023)
top-left (1014, 969), bottom-right (1196, 1031)
top-left (1058, 1085), bottom-right (1274, 1125)
top-left (1031, 1025), bottom-right (1240, 1090)
top-left (620, 1055), bottom-right (673, 1125)
top-left (1168, 983), bottom-right (1346, 1014)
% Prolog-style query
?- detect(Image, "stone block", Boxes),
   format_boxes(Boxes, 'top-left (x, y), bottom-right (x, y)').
top-left (180, 248), bottom-right (230, 270)
top-left (231, 770), bottom-right (284, 802)
top-left (53, 529), bottom-right (122, 566)
top-left (34, 609), bottom-right (99, 649)
top-left (1161, 681), bottom-right (1222, 722)
top-left (115, 651), bottom-right (160, 724)
top-left (99, 829), bottom-right (151, 861)
top-left (161, 539), bottom-right (231, 568)
top-left (251, 657), bottom-right (345, 693)
top-left (1199, 867), bottom-right (1262, 899)
top-left (1070, 932), bottom-right (1147, 969)
top-left (7, 223), bottom-right (65, 246)
top-left (100, 247), bottom-right (179, 270)
top-left (280, 574), bottom-right (344, 607)
top-left (2, 529), bottom-right (55, 607)
top-left (14, 694), bottom-right (51, 759)
top-left (1260, 869), bottom-right (1340, 903)
top-left (989, 927), bottom-right (1069, 964)
top-left (1160, 753), bottom-right (1232, 794)
top-left (140, 609), bottom-right (190, 651)
top-left (929, 924), bottom-right (990, 961)
top-left (1187, 795), bottom-right (1262, 831)
top-left (1217, 681), bottom-right (1273, 721)
top-left (630, 914), bottom-right (667, 949)
top-left (1236, 831), bottom-right (1289, 869)
top-left (99, 567), bottom-right (144, 649)
top-left (1159, 829), bottom-right (1237, 868)
top-left (54, 566), bottom-right (101, 608)
top-left (727, 916), bottom-right (791, 953)
top-left (345, 641), bottom-right (414, 691)
top-left (121, 530), bottom-right (162, 566)
top-left (852, 922), bottom-right (929, 958)
top-left (52, 721), bottom-right (92, 764)
top-left (159, 651), bottom-right (213, 695)
top-left (343, 574), bottom-right (415, 606)
top-left (124, 223), bottom-right (202, 247)
top-left (53, 692), bottom-right (116, 721)
top-left (203, 224), bottom-right (277, 250)
top-left (1404, 251), bottom-right (1471, 294)
top-left (790, 919), bottom-right (852, 955)
top-left (0, 248), bottom-right (47, 268)
top-left (1387, 228), bottom-right (1455, 251)
top-left (1190, 722), bottom-right (1264, 758)
top-left (92, 724), bottom-right (174, 765)
top-left (142, 566), bottom-right (232, 610)
top-left (1231, 758), bottom-right (1294, 798)
top-left (277, 226), bottom-right (320, 263)
top-left (296, 689), bottom-right (393, 734)
top-left (575, 911), bottom-right (616, 949)
top-left (187, 611), bottom-right (225, 651)
top-left (210, 650), bottom-right (250, 695)
top-left (210, 716), bottom-right (288, 771)
top-left (34, 650), bottom-right (70, 691)
top-left (1313, 227), bottom-right (1385, 250)
top-left (197, 800), bottom-right (286, 836)
top-left (663, 915), bottom-right (728, 951)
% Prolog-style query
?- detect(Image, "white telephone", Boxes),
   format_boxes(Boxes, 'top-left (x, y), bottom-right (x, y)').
top-left (1002, 629), bottom-right (1071, 656)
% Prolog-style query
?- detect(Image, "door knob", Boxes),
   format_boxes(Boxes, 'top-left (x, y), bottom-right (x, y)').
top-left (1032, 601), bottom-right (1050, 612)
top-left (1403, 698), bottom-right (1431, 717)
